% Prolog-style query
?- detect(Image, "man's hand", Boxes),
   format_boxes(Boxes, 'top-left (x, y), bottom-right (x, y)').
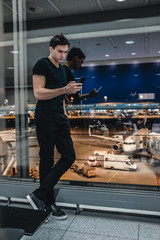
top-left (88, 89), bottom-right (99, 98)
top-left (65, 81), bottom-right (82, 94)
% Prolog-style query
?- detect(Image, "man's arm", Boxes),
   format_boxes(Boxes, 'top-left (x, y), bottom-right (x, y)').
top-left (79, 89), bottom-right (98, 100)
top-left (63, 99), bottom-right (67, 116)
top-left (79, 93), bottom-right (90, 100)
top-left (33, 74), bottom-right (82, 100)
top-left (65, 94), bottom-right (71, 104)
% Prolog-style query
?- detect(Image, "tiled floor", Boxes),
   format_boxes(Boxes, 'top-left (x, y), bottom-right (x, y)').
top-left (20, 208), bottom-right (160, 240)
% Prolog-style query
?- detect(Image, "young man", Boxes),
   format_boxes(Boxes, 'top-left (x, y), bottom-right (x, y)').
top-left (64, 47), bottom-right (98, 104)
top-left (27, 34), bottom-right (82, 220)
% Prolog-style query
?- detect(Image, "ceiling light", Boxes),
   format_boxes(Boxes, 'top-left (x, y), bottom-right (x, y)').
top-left (133, 61), bottom-right (139, 64)
top-left (131, 53), bottom-right (136, 55)
top-left (158, 51), bottom-right (160, 54)
top-left (116, 0), bottom-right (126, 2)
top-left (105, 54), bottom-right (110, 57)
top-left (89, 64), bottom-right (95, 67)
top-left (10, 50), bottom-right (19, 54)
top-left (6, 67), bottom-right (14, 70)
top-left (125, 41), bottom-right (134, 44)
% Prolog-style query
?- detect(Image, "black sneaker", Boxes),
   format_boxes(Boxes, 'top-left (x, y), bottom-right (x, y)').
top-left (26, 193), bottom-right (45, 211)
top-left (50, 203), bottom-right (67, 220)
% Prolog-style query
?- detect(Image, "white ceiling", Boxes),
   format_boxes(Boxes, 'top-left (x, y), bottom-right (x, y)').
top-left (2, 0), bottom-right (160, 78)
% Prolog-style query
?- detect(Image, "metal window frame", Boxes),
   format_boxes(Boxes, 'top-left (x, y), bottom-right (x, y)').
top-left (0, 179), bottom-right (160, 218)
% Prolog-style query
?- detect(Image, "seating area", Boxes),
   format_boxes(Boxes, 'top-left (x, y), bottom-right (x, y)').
top-left (0, 205), bottom-right (51, 239)
top-left (0, 228), bottom-right (24, 240)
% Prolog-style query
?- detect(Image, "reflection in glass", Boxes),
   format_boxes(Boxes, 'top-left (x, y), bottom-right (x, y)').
top-left (0, 0), bottom-right (160, 191)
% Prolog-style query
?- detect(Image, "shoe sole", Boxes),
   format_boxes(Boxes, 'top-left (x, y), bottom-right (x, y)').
top-left (26, 194), bottom-right (38, 210)
top-left (51, 214), bottom-right (67, 220)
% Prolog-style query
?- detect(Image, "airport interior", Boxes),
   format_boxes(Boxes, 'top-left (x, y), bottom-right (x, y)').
top-left (0, 0), bottom-right (160, 239)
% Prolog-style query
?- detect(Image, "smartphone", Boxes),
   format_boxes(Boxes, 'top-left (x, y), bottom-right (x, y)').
top-left (78, 77), bottom-right (86, 84)
top-left (96, 86), bottom-right (102, 94)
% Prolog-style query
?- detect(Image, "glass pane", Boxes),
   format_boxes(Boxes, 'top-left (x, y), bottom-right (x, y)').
top-left (0, 0), bottom-right (160, 190)
top-left (61, 103), bottom-right (160, 187)
top-left (0, 0), bottom-right (29, 178)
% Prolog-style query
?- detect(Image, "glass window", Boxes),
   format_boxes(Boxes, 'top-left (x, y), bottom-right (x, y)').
top-left (0, 0), bottom-right (160, 190)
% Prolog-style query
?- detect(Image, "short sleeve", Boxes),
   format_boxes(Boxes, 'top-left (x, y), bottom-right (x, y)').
top-left (32, 59), bottom-right (48, 77)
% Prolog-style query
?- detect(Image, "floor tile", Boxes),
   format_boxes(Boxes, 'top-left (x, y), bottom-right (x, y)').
top-left (21, 227), bottom-right (65, 240)
top-left (80, 210), bottom-right (160, 224)
top-left (42, 209), bottom-right (75, 230)
top-left (61, 231), bottom-right (136, 240)
top-left (68, 215), bottom-right (139, 239)
top-left (139, 223), bottom-right (160, 240)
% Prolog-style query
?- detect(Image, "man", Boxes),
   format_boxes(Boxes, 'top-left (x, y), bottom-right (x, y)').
top-left (26, 34), bottom-right (82, 220)
top-left (64, 47), bottom-right (98, 104)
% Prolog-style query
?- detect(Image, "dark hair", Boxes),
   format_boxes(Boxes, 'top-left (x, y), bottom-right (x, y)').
top-left (50, 33), bottom-right (70, 49)
top-left (67, 47), bottom-right (86, 61)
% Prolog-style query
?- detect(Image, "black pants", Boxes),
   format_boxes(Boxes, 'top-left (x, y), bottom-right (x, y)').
top-left (34, 109), bottom-right (76, 205)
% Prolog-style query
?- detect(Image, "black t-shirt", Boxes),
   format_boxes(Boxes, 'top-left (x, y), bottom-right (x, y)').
top-left (64, 65), bottom-right (81, 104)
top-left (33, 57), bottom-right (67, 113)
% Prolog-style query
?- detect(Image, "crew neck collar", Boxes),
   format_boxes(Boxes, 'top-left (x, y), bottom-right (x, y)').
top-left (47, 57), bottom-right (60, 68)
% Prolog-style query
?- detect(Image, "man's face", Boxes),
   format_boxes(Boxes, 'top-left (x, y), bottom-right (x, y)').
top-left (72, 56), bottom-right (84, 70)
top-left (50, 45), bottom-right (68, 63)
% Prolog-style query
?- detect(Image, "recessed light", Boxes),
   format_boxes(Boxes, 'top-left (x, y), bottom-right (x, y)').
top-left (131, 53), bottom-right (136, 55)
top-left (125, 41), bottom-right (134, 44)
top-left (116, 0), bottom-right (126, 2)
top-left (105, 54), bottom-right (110, 57)
top-left (10, 50), bottom-right (19, 54)
top-left (6, 67), bottom-right (14, 70)
top-left (158, 51), bottom-right (160, 54)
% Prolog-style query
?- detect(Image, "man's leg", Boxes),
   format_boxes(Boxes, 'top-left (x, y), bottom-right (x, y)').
top-left (38, 113), bottom-right (75, 219)
top-left (37, 114), bottom-right (75, 190)
top-left (27, 112), bottom-right (75, 218)
top-left (27, 110), bottom-right (57, 209)
top-left (34, 128), bottom-right (56, 205)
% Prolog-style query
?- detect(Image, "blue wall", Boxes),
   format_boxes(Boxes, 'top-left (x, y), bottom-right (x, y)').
top-left (72, 62), bottom-right (160, 103)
